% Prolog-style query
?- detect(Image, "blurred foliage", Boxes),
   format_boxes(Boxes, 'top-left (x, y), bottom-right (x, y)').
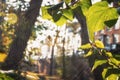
top-left (0, 53), bottom-right (7, 62)
top-left (0, 73), bottom-right (14, 80)
top-left (0, 71), bottom-right (41, 80)
top-left (5, 13), bottom-right (18, 24)
top-left (41, 2), bottom-right (73, 26)
top-left (80, 40), bottom-right (120, 80)
top-left (0, 2), bottom-right (17, 53)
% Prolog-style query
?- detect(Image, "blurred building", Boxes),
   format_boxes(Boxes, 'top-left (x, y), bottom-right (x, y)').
top-left (0, 0), bottom-right (5, 3)
top-left (95, 17), bottom-right (120, 52)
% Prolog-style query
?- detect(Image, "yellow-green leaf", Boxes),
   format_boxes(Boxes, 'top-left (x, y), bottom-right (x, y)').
top-left (106, 74), bottom-right (118, 80)
top-left (62, 9), bottom-right (73, 21)
top-left (41, 6), bottom-right (52, 19)
top-left (102, 68), bottom-right (108, 79)
top-left (102, 68), bottom-right (119, 80)
top-left (80, 0), bottom-right (92, 15)
top-left (92, 60), bottom-right (107, 71)
top-left (109, 58), bottom-right (120, 67)
top-left (84, 49), bottom-right (93, 57)
top-left (80, 43), bottom-right (92, 49)
top-left (105, 52), bottom-right (113, 57)
top-left (95, 40), bottom-right (104, 48)
top-left (55, 16), bottom-right (67, 26)
top-left (86, 1), bottom-right (119, 41)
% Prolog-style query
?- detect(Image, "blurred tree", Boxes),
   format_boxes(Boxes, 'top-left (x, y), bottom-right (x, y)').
top-left (72, 0), bottom-right (91, 45)
top-left (1, 0), bottom-right (43, 70)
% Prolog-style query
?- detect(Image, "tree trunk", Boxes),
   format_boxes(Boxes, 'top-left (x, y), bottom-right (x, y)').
top-left (1, 0), bottom-right (43, 70)
top-left (50, 30), bottom-right (59, 75)
top-left (73, 8), bottom-right (90, 45)
top-left (73, 5), bottom-right (95, 80)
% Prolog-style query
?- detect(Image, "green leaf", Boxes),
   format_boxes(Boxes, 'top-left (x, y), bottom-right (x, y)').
top-left (55, 16), bottom-right (67, 26)
top-left (87, 1), bottom-right (119, 41)
top-left (102, 68), bottom-right (120, 80)
top-left (109, 58), bottom-right (120, 67)
top-left (0, 73), bottom-right (14, 80)
top-left (62, 9), bottom-right (73, 21)
top-left (41, 6), bottom-right (52, 19)
top-left (107, 74), bottom-right (119, 80)
top-left (92, 60), bottom-right (107, 71)
top-left (52, 12), bottom-right (62, 22)
top-left (84, 49), bottom-right (93, 57)
top-left (105, 52), bottom-right (113, 57)
top-left (105, 52), bottom-right (120, 67)
top-left (80, 43), bottom-right (92, 49)
top-left (47, 2), bottom-right (64, 18)
top-left (80, 0), bottom-right (92, 15)
top-left (4, 76), bottom-right (14, 80)
top-left (104, 19), bottom-right (118, 28)
top-left (102, 68), bottom-right (108, 79)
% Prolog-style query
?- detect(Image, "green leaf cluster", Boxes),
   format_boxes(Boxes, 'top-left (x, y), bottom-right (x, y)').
top-left (102, 68), bottom-right (120, 80)
top-left (41, 0), bottom-right (92, 26)
top-left (41, 3), bottom-right (73, 26)
top-left (0, 73), bottom-right (14, 80)
top-left (80, 40), bottom-right (104, 57)
top-left (90, 50), bottom-right (120, 80)
top-left (86, 1), bottom-right (119, 41)
top-left (70, 0), bottom-right (91, 16)
top-left (80, 39), bottom-right (120, 80)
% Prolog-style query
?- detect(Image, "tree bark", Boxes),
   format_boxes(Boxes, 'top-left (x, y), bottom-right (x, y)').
top-left (73, 5), bottom-right (95, 80)
top-left (73, 8), bottom-right (90, 45)
top-left (1, 0), bottom-right (43, 70)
